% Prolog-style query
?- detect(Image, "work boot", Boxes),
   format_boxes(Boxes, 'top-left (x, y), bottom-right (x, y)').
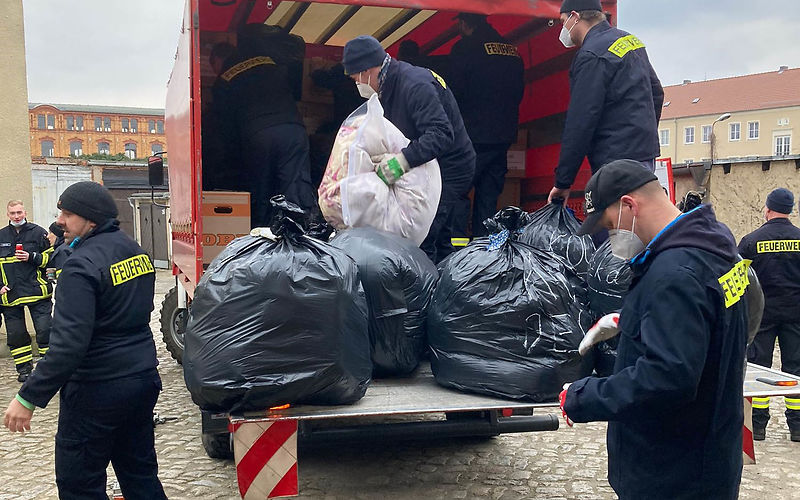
top-left (791, 430), bottom-right (800, 443)
top-left (753, 428), bottom-right (766, 441)
top-left (16, 362), bottom-right (32, 383)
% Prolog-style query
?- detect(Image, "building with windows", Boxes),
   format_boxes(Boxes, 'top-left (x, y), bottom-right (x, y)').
top-left (28, 103), bottom-right (166, 160)
top-left (658, 66), bottom-right (800, 165)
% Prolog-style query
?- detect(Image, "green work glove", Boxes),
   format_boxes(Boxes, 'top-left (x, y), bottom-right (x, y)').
top-left (374, 153), bottom-right (410, 186)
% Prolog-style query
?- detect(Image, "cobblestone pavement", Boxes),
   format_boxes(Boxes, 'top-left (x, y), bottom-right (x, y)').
top-left (1, 270), bottom-right (799, 499)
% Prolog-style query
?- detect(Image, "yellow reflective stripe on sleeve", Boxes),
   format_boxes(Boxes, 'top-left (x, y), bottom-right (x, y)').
top-left (786, 397), bottom-right (800, 411)
top-left (40, 247), bottom-right (53, 267)
top-left (756, 240), bottom-right (800, 253)
top-left (38, 347), bottom-right (49, 355)
top-left (752, 396), bottom-right (771, 409)
top-left (718, 259), bottom-right (751, 308)
top-left (430, 70), bottom-right (447, 89)
top-left (221, 56), bottom-right (275, 82)
top-left (14, 355), bottom-right (33, 364)
top-left (608, 34), bottom-right (646, 58)
top-left (451, 238), bottom-right (470, 248)
top-left (10, 346), bottom-right (32, 357)
top-left (109, 254), bottom-right (155, 286)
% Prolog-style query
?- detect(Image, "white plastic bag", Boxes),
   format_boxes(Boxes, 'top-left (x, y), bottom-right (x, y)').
top-left (317, 95), bottom-right (441, 246)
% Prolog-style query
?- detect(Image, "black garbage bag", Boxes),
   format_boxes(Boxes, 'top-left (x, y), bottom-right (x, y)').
top-left (330, 227), bottom-right (438, 377)
top-left (428, 207), bottom-right (593, 402)
top-left (184, 197), bottom-right (372, 412)
top-left (517, 201), bottom-right (595, 281)
top-left (585, 239), bottom-right (633, 376)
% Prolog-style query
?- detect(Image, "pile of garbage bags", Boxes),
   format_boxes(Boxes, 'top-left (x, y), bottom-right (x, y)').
top-left (427, 208), bottom-right (593, 402)
top-left (317, 94), bottom-right (441, 246)
top-left (183, 198), bottom-right (372, 412)
top-left (331, 227), bottom-right (438, 377)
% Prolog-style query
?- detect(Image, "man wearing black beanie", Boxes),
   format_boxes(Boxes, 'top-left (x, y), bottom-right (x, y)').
top-left (547, 0), bottom-right (664, 205)
top-left (739, 187), bottom-right (800, 443)
top-left (4, 181), bottom-right (167, 498)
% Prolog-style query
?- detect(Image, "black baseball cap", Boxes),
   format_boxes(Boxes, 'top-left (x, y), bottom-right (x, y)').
top-left (577, 159), bottom-right (659, 235)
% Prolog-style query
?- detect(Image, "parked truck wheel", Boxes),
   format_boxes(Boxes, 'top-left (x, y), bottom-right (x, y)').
top-left (160, 286), bottom-right (187, 364)
top-left (201, 430), bottom-right (234, 460)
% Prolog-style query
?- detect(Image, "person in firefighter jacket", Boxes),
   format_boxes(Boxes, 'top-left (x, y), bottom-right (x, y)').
top-left (342, 35), bottom-right (476, 263)
top-left (46, 221), bottom-right (72, 281)
top-left (3, 182), bottom-right (167, 499)
top-left (560, 160), bottom-right (748, 500)
top-left (739, 187), bottom-right (800, 442)
top-left (0, 200), bottom-right (53, 382)
top-left (548, 0), bottom-right (663, 204)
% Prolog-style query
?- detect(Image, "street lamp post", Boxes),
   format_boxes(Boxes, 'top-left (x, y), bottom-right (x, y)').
top-left (710, 112), bottom-right (732, 166)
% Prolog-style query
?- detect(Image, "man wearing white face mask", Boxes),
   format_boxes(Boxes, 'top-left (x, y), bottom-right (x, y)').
top-left (560, 159), bottom-right (749, 499)
top-left (342, 35), bottom-right (476, 263)
top-left (547, 0), bottom-right (663, 205)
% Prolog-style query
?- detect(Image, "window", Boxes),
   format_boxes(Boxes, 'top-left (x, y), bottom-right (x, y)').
top-left (98, 141), bottom-right (110, 155)
top-left (149, 119), bottom-right (156, 133)
top-left (775, 135), bottom-right (791, 156)
top-left (104, 117), bottom-right (111, 132)
top-left (41, 140), bottom-right (54, 157)
top-left (69, 141), bottom-right (83, 156)
top-left (95, 117), bottom-right (102, 131)
top-left (124, 143), bottom-right (137, 159)
top-left (121, 118), bottom-right (129, 132)
top-left (76, 116), bottom-right (84, 131)
top-left (729, 123), bottom-right (741, 141)
top-left (37, 114), bottom-right (45, 129)
top-left (47, 115), bottom-right (55, 130)
top-left (659, 129), bottom-right (670, 146)
top-left (66, 116), bottom-right (74, 131)
top-left (748, 121), bottom-right (759, 140)
top-left (702, 125), bottom-right (712, 143)
top-left (151, 143), bottom-right (164, 155)
top-left (131, 118), bottom-right (138, 133)
top-left (156, 120), bottom-right (164, 134)
top-left (684, 126), bottom-right (695, 144)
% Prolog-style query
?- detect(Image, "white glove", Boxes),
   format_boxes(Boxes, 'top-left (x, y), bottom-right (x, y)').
top-left (372, 153), bottom-right (410, 185)
top-left (578, 313), bottom-right (620, 356)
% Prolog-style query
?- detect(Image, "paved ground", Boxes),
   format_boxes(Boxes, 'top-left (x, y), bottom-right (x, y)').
top-left (1, 269), bottom-right (799, 499)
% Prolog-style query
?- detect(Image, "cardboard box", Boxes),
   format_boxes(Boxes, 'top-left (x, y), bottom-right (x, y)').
top-left (201, 191), bottom-right (251, 265)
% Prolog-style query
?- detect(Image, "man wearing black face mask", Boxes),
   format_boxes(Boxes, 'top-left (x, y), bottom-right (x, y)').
top-left (559, 159), bottom-right (748, 499)
top-left (547, 0), bottom-right (663, 205)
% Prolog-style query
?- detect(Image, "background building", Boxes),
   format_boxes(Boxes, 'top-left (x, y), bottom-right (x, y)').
top-left (659, 66), bottom-right (800, 165)
top-left (29, 103), bottom-right (166, 160)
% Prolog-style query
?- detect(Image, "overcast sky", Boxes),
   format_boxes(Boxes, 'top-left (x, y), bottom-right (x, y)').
top-left (22, 0), bottom-right (800, 108)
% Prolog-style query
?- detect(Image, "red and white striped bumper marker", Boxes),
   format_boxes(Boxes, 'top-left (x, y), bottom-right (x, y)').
top-left (743, 397), bottom-right (755, 465)
top-left (231, 419), bottom-right (299, 499)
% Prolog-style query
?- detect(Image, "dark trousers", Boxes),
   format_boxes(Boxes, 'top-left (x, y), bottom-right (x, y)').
top-left (454, 144), bottom-right (511, 238)
top-left (421, 201), bottom-right (457, 264)
top-left (3, 299), bottom-right (52, 372)
top-left (747, 321), bottom-right (800, 431)
top-left (55, 370), bottom-right (166, 500)
top-left (244, 123), bottom-right (318, 228)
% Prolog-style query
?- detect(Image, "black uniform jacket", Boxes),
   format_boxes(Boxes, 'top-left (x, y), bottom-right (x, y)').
top-left (565, 205), bottom-right (747, 500)
top-left (739, 217), bottom-right (800, 323)
top-left (449, 23), bottom-right (525, 145)
top-left (19, 220), bottom-right (159, 408)
top-left (380, 60), bottom-right (476, 202)
top-left (0, 222), bottom-right (53, 306)
top-left (555, 21), bottom-right (664, 189)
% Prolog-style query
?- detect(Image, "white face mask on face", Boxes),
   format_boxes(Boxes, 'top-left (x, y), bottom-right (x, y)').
top-left (608, 205), bottom-right (645, 261)
top-left (10, 218), bottom-right (26, 228)
top-left (559, 14), bottom-right (577, 48)
top-left (356, 73), bottom-right (376, 99)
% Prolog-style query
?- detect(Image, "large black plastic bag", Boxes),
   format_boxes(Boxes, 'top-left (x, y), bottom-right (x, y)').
top-left (184, 197), bottom-right (372, 412)
top-left (428, 208), bottom-right (593, 402)
top-left (330, 227), bottom-right (438, 377)
top-left (586, 239), bottom-right (633, 376)
top-left (517, 201), bottom-right (595, 281)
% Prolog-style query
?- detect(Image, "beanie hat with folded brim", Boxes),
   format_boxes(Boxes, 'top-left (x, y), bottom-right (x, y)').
top-left (57, 181), bottom-right (119, 225)
top-left (343, 35), bottom-right (387, 76)
top-left (560, 0), bottom-right (603, 13)
top-left (48, 222), bottom-right (64, 238)
top-left (766, 187), bottom-right (794, 214)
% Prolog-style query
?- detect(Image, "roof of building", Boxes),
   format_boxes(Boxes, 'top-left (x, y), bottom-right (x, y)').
top-left (28, 103), bottom-right (164, 116)
top-left (660, 67), bottom-right (800, 120)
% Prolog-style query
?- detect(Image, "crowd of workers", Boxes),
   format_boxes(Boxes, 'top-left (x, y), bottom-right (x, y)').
top-left (2, 0), bottom-right (799, 498)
